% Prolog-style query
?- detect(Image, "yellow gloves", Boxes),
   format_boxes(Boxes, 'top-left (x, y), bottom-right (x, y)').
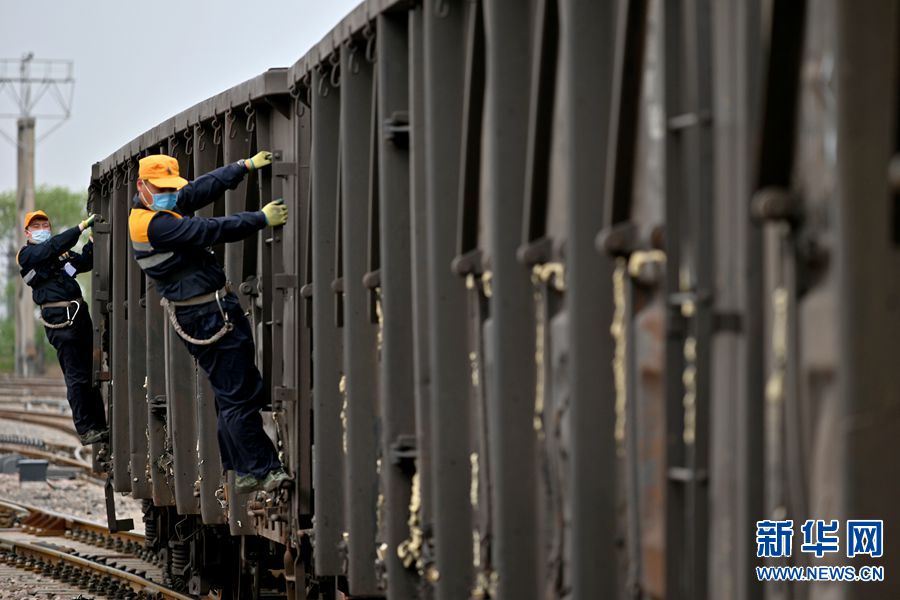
top-left (79, 214), bottom-right (98, 231)
top-left (261, 199), bottom-right (288, 226)
top-left (245, 151), bottom-right (273, 171)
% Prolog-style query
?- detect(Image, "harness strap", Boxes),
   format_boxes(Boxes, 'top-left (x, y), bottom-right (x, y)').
top-left (161, 288), bottom-right (234, 346)
top-left (165, 285), bottom-right (230, 307)
top-left (39, 299), bottom-right (81, 330)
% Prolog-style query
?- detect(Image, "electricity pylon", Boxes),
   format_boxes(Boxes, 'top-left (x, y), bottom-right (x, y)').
top-left (0, 53), bottom-right (75, 376)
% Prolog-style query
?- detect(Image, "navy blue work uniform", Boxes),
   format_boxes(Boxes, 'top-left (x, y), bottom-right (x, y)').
top-left (18, 227), bottom-right (107, 436)
top-left (128, 162), bottom-right (280, 479)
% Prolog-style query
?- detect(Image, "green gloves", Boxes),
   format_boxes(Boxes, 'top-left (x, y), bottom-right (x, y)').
top-left (245, 151), bottom-right (273, 171)
top-left (79, 214), bottom-right (98, 231)
top-left (261, 199), bottom-right (288, 226)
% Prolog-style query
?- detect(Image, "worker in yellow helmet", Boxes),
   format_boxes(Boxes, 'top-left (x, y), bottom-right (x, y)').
top-left (18, 210), bottom-right (108, 445)
top-left (129, 152), bottom-right (290, 493)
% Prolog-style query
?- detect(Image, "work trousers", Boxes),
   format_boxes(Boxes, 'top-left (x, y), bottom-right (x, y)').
top-left (174, 292), bottom-right (280, 479)
top-left (43, 303), bottom-right (108, 436)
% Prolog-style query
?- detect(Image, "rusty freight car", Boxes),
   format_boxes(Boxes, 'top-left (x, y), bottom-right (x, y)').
top-left (86, 0), bottom-right (900, 599)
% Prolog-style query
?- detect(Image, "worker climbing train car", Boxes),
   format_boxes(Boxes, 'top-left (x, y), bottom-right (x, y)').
top-left (86, 1), bottom-right (900, 599)
top-left (18, 210), bottom-right (108, 446)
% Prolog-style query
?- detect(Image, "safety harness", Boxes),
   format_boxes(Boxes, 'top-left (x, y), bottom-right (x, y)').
top-left (161, 286), bottom-right (234, 346)
top-left (39, 299), bottom-right (82, 330)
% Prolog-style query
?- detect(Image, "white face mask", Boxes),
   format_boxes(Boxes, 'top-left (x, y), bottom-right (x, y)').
top-left (30, 229), bottom-right (51, 244)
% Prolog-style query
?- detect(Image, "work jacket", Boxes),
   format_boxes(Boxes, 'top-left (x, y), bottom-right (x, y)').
top-left (128, 162), bottom-right (267, 301)
top-left (18, 226), bottom-right (92, 305)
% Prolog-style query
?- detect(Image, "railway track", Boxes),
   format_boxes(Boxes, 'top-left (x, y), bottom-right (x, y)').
top-left (0, 408), bottom-right (97, 476)
top-left (0, 378), bottom-right (174, 597)
top-left (0, 377), bottom-right (69, 409)
top-left (0, 500), bottom-right (191, 599)
top-left (0, 376), bottom-right (98, 470)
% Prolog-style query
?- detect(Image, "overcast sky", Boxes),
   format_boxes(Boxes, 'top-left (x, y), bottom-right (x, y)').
top-left (0, 0), bottom-right (360, 194)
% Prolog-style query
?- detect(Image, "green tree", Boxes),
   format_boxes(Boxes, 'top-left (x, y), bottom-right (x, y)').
top-left (0, 186), bottom-right (92, 373)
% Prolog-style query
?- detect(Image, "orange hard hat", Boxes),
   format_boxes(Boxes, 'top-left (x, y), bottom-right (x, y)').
top-left (24, 210), bottom-right (50, 229)
top-left (138, 154), bottom-right (189, 190)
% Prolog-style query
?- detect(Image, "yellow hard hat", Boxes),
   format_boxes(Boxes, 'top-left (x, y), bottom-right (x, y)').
top-left (24, 210), bottom-right (50, 229)
top-left (138, 154), bottom-right (189, 190)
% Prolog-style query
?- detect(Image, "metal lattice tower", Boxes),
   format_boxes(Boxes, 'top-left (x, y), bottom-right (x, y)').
top-left (0, 53), bottom-right (75, 376)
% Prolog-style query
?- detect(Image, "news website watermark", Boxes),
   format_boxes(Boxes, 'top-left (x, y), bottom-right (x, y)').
top-left (756, 519), bottom-right (884, 583)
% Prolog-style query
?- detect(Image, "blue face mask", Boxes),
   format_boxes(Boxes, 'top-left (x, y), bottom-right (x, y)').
top-left (30, 229), bottom-right (51, 244)
top-left (150, 191), bottom-right (178, 211)
top-left (142, 181), bottom-right (178, 211)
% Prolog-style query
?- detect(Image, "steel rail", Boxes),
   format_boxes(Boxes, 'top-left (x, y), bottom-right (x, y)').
top-left (0, 534), bottom-right (190, 600)
top-left (0, 499), bottom-right (144, 545)
top-left (0, 500), bottom-right (185, 599)
top-left (0, 444), bottom-right (95, 473)
top-left (0, 409), bottom-right (78, 435)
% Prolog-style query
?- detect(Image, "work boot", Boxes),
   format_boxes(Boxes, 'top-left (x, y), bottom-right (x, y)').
top-left (79, 428), bottom-right (109, 446)
top-left (234, 473), bottom-right (262, 494)
top-left (262, 467), bottom-right (293, 492)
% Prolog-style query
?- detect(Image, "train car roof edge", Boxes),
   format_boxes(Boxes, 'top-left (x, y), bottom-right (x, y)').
top-left (98, 68), bottom-right (289, 176)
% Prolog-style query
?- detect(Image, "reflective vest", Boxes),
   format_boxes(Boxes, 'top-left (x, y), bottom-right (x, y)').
top-left (128, 207), bottom-right (197, 284)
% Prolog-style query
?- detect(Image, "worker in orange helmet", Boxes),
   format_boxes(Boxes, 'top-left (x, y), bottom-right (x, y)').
top-left (17, 210), bottom-right (108, 445)
top-left (129, 152), bottom-right (290, 493)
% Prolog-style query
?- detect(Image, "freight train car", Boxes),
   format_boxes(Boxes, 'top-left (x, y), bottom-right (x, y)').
top-left (87, 0), bottom-right (900, 599)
